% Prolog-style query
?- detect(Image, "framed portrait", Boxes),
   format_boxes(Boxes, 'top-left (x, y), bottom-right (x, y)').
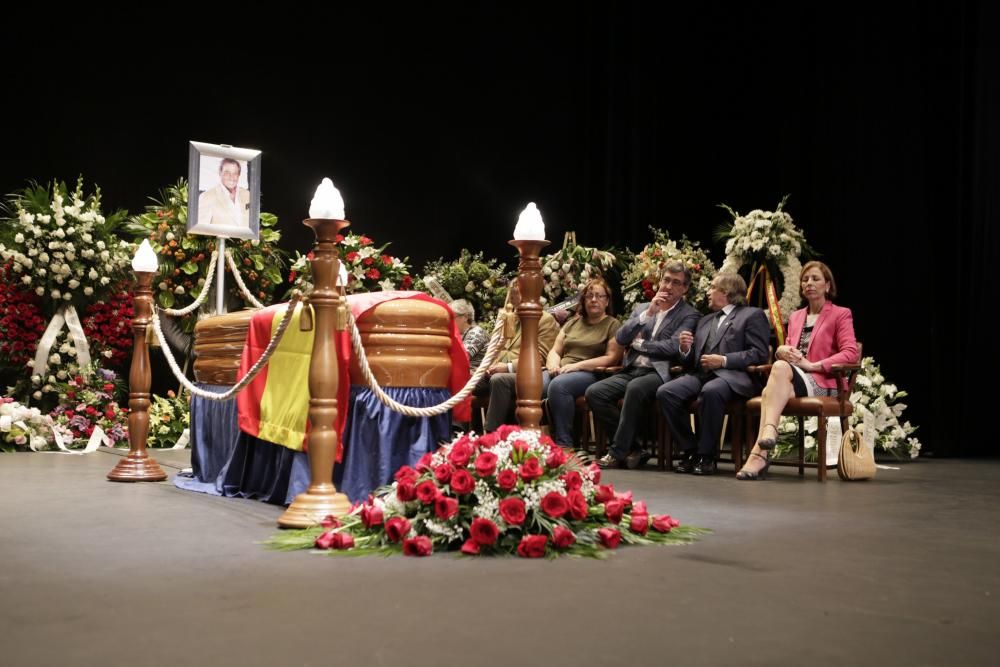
top-left (187, 141), bottom-right (262, 240)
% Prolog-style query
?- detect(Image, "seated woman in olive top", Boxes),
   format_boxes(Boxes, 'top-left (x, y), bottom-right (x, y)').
top-left (544, 277), bottom-right (623, 448)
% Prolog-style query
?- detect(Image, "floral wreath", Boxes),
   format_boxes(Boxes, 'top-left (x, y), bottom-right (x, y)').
top-left (620, 228), bottom-right (716, 313)
top-left (715, 196), bottom-right (811, 336)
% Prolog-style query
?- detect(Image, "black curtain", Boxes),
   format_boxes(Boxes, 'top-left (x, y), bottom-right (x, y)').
top-left (1, 1), bottom-right (995, 454)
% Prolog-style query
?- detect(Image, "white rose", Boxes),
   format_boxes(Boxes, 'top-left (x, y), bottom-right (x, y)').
top-left (96, 241), bottom-right (106, 250)
top-left (102, 350), bottom-right (113, 359)
top-left (14, 233), bottom-right (24, 243)
top-left (63, 293), bottom-right (72, 301)
top-left (68, 279), bottom-right (80, 289)
top-left (83, 287), bottom-right (93, 296)
top-left (100, 277), bottom-right (110, 285)
top-left (49, 353), bottom-right (61, 365)
top-left (31, 374), bottom-right (42, 385)
top-left (39, 252), bottom-right (49, 263)
top-left (174, 285), bottom-right (185, 295)
top-left (50, 289), bottom-right (61, 299)
top-left (33, 391), bottom-right (42, 400)
top-left (158, 281), bottom-right (168, 290)
top-left (48, 375), bottom-right (56, 383)
top-left (100, 251), bottom-right (109, 261)
top-left (81, 233), bottom-right (92, 243)
top-left (57, 370), bottom-right (67, 380)
top-left (35, 287), bottom-right (45, 296)
top-left (21, 276), bottom-right (31, 285)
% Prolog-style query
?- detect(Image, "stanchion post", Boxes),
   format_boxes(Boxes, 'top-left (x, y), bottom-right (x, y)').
top-left (108, 243), bottom-right (167, 482)
top-left (277, 217), bottom-right (352, 527)
top-left (508, 238), bottom-right (549, 431)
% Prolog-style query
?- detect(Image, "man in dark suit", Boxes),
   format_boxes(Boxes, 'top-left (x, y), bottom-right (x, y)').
top-left (658, 272), bottom-right (770, 475)
top-left (588, 261), bottom-right (700, 469)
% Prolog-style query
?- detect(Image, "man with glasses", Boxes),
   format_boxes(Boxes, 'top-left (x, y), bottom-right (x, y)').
top-left (587, 261), bottom-right (699, 469)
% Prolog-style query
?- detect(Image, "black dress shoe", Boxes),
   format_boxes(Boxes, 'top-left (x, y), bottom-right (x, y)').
top-left (673, 450), bottom-right (697, 474)
top-left (692, 455), bottom-right (717, 476)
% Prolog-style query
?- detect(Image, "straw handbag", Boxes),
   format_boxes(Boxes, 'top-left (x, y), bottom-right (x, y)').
top-left (837, 425), bottom-right (876, 481)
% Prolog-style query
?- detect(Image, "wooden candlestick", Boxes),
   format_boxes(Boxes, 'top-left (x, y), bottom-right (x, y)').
top-left (278, 218), bottom-right (352, 528)
top-left (108, 270), bottom-right (167, 482)
top-left (508, 238), bottom-right (550, 431)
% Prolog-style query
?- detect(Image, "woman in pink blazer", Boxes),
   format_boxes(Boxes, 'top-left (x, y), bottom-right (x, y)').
top-left (736, 261), bottom-right (860, 480)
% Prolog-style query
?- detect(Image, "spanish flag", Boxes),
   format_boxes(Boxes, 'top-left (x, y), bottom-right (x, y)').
top-left (237, 292), bottom-right (471, 459)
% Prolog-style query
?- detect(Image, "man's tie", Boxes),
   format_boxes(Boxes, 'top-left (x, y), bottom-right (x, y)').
top-left (704, 311), bottom-right (725, 352)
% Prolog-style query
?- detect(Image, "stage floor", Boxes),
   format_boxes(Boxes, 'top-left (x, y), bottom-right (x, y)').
top-left (1, 448), bottom-right (997, 666)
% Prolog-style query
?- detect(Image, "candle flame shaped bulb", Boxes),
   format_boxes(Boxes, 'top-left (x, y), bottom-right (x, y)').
top-left (309, 178), bottom-right (346, 220)
top-left (132, 239), bottom-right (159, 272)
top-left (513, 202), bottom-right (545, 240)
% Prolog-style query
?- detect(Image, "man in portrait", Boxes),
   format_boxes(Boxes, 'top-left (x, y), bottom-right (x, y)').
top-left (197, 157), bottom-right (250, 227)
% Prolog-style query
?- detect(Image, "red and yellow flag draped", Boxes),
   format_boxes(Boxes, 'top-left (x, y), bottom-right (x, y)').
top-left (237, 292), bottom-right (471, 459)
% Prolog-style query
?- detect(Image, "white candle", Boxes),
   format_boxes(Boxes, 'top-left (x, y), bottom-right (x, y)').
top-left (132, 239), bottom-right (159, 272)
top-left (309, 178), bottom-right (346, 219)
top-left (513, 202), bottom-right (545, 240)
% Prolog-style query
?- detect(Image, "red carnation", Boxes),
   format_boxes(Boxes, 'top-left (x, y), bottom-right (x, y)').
top-left (365, 268), bottom-right (381, 280)
top-left (499, 497), bottom-right (526, 525)
top-left (517, 534), bottom-right (548, 558)
top-left (470, 517), bottom-right (500, 546)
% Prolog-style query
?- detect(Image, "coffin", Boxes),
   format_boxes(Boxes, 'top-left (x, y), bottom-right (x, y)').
top-left (192, 297), bottom-right (453, 388)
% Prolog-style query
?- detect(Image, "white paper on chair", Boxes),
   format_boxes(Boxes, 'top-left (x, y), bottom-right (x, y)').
top-left (824, 417), bottom-right (842, 467)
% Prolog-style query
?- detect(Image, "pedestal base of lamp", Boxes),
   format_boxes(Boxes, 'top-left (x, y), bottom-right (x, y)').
top-left (107, 453), bottom-right (167, 482)
top-left (278, 489), bottom-right (352, 528)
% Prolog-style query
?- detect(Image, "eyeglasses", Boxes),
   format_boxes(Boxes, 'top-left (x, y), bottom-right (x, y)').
top-left (585, 293), bottom-right (609, 301)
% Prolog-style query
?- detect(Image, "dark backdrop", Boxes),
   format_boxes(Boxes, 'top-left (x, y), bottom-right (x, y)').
top-left (2, 2), bottom-right (996, 455)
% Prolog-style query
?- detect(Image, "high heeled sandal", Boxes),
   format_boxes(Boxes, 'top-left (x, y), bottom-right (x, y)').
top-left (757, 422), bottom-right (779, 450)
top-left (736, 452), bottom-right (771, 481)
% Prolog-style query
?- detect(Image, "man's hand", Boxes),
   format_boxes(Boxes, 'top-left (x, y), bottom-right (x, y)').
top-left (678, 330), bottom-right (694, 354)
top-left (700, 354), bottom-right (725, 371)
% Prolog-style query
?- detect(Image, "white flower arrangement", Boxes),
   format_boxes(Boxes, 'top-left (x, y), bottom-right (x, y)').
top-left (716, 196), bottom-right (810, 322)
top-left (539, 237), bottom-right (618, 306)
top-left (772, 356), bottom-right (921, 461)
top-left (0, 178), bottom-right (132, 314)
top-left (848, 356), bottom-right (921, 459)
top-left (0, 398), bottom-right (53, 452)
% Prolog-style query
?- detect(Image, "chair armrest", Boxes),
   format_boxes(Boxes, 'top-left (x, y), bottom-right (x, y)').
top-left (747, 363), bottom-right (773, 376)
top-left (593, 366), bottom-right (623, 375)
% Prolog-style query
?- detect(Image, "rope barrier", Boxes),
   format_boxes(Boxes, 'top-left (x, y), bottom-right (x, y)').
top-left (225, 249), bottom-right (266, 309)
top-left (161, 250), bottom-right (219, 317)
top-left (347, 313), bottom-right (506, 417)
top-left (150, 292), bottom-right (306, 400)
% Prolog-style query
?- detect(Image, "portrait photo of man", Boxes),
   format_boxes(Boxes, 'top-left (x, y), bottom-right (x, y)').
top-left (198, 157), bottom-right (251, 228)
top-left (187, 141), bottom-right (262, 241)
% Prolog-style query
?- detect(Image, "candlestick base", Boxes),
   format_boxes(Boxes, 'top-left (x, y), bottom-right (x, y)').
top-left (107, 452), bottom-right (167, 482)
top-left (278, 488), bottom-right (352, 528)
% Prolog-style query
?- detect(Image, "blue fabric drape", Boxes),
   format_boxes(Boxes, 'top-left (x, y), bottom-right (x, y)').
top-left (175, 383), bottom-right (450, 506)
top-left (336, 386), bottom-right (452, 502)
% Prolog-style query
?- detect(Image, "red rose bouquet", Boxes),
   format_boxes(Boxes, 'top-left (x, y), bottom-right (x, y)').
top-left (268, 426), bottom-right (705, 558)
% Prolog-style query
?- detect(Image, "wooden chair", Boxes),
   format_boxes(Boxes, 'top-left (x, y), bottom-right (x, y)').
top-left (743, 344), bottom-right (862, 481)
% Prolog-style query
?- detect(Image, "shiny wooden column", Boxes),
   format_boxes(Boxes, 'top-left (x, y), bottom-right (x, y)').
top-left (278, 218), bottom-right (352, 527)
top-left (108, 270), bottom-right (167, 482)
top-left (509, 238), bottom-right (550, 431)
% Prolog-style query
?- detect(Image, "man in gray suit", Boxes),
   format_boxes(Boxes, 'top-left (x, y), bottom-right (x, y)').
top-left (588, 261), bottom-right (700, 469)
top-left (658, 272), bottom-right (770, 475)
